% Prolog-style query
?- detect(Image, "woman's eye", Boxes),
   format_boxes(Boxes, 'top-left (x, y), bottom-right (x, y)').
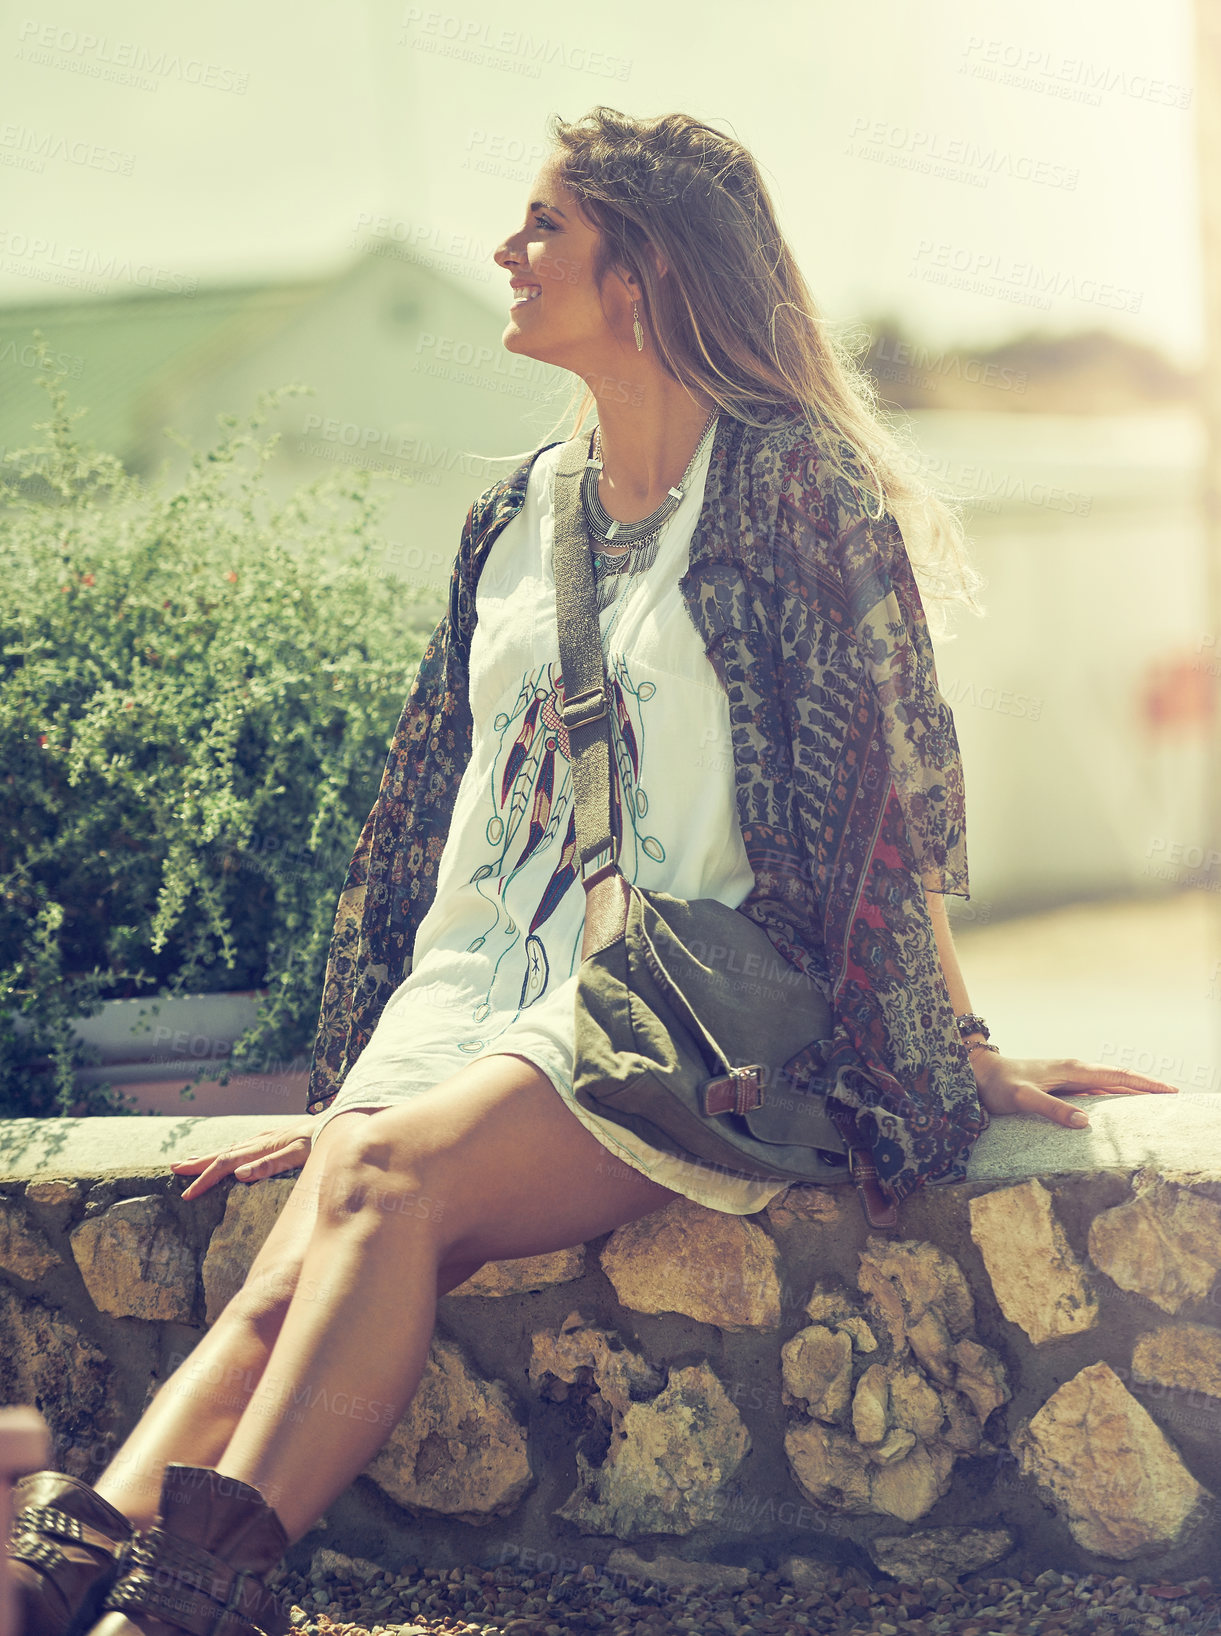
top-left (533, 216), bottom-right (555, 231)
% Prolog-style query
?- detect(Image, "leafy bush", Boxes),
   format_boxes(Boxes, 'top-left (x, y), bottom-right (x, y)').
top-left (1, 342), bottom-right (434, 1116)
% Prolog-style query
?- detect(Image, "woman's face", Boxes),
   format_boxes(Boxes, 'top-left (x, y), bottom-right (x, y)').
top-left (493, 154), bottom-right (638, 375)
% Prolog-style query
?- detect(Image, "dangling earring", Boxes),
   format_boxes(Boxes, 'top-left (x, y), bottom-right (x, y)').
top-left (632, 300), bottom-right (644, 352)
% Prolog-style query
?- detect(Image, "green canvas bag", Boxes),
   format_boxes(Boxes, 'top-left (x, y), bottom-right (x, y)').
top-left (551, 434), bottom-right (898, 1230)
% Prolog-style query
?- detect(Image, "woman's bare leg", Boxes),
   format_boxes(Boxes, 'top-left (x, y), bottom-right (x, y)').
top-left (89, 1112), bottom-right (486, 1531)
top-left (212, 1053), bottom-right (680, 1543)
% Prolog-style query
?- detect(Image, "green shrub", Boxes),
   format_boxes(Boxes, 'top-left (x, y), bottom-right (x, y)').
top-left (1, 341), bottom-right (433, 1116)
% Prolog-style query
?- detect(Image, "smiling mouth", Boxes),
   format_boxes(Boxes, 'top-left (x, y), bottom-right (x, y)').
top-left (509, 287), bottom-right (542, 308)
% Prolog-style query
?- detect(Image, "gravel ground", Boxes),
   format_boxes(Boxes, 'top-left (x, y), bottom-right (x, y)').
top-left (271, 1556), bottom-right (1221, 1636)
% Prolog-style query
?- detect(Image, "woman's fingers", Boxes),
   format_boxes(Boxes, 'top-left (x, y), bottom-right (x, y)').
top-left (1042, 1063), bottom-right (1179, 1095)
top-left (171, 1126), bottom-right (312, 1201)
top-left (1010, 1082), bottom-right (1093, 1127)
top-left (178, 1147), bottom-right (298, 1201)
top-left (975, 1055), bottom-right (1181, 1129)
top-left (232, 1140), bottom-right (311, 1183)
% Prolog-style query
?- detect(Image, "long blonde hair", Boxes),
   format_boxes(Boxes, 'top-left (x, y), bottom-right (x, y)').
top-left (489, 107), bottom-right (986, 635)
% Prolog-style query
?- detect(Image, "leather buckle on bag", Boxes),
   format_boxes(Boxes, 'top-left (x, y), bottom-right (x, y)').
top-left (559, 685), bottom-right (608, 731)
top-left (702, 1066), bottom-right (765, 1117)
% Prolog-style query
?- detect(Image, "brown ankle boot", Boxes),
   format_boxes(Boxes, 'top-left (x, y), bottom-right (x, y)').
top-left (7, 1469), bottom-right (136, 1636)
top-left (88, 1463), bottom-right (292, 1636)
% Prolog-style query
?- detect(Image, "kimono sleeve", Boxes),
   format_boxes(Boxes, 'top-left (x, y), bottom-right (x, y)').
top-left (772, 445), bottom-right (985, 1204)
top-left (837, 480), bottom-right (970, 898)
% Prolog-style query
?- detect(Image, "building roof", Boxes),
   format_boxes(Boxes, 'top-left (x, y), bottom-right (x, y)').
top-left (0, 275), bottom-right (331, 468)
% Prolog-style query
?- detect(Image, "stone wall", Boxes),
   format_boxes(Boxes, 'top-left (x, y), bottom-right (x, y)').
top-left (0, 1093), bottom-right (1219, 1588)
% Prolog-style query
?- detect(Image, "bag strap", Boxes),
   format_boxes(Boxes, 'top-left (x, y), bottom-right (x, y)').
top-left (551, 434), bottom-right (621, 898)
top-left (549, 434), bottom-right (897, 1233)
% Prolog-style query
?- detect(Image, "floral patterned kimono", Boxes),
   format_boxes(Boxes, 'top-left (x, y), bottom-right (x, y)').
top-left (305, 399), bottom-right (988, 1209)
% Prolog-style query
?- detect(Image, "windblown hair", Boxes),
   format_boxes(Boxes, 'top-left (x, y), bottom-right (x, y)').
top-left (490, 108), bottom-right (986, 634)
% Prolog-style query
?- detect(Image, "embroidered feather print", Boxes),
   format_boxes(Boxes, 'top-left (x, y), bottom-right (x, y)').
top-left (464, 652), bottom-right (662, 1018)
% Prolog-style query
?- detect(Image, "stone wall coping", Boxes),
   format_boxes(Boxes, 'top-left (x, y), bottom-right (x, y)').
top-left (1, 1088), bottom-right (1216, 1185)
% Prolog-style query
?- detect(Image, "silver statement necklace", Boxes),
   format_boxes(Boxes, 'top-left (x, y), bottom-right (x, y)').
top-left (581, 410), bottom-right (718, 616)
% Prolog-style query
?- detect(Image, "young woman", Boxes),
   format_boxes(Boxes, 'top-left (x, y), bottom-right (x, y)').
top-left (10, 108), bottom-right (1176, 1636)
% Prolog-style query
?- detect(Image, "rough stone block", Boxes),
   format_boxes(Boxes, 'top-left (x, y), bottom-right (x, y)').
top-left (950, 1337), bottom-right (1010, 1425)
top-left (600, 1198), bottom-right (782, 1328)
top-left (555, 1361), bottom-right (749, 1536)
top-left (308, 1548), bottom-right (384, 1585)
top-left (852, 1362), bottom-right (890, 1445)
top-left (367, 1333), bottom-right (531, 1521)
top-left (24, 1180), bottom-right (83, 1209)
top-left (784, 1419), bottom-right (874, 1514)
top-left (528, 1310), bottom-right (663, 1433)
top-left (870, 1440), bottom-right (947, 1524)
top-left (1088, 1175), bottom-right (1221, 1315)
top-left (778, 1554), bottom-right (836, 1592)
top-left (1132, 1322), bottom-right (1221, 1400)
top-left (781, 1325), bottom-right (853, 1423)
top-left (201, 1178), bottom-right (296, 1324)
top-left (447, 1246), bottom-right (584, 1296)
top-left (803, 1281), bottom-right (858, 1325)
top-left (0, 1199), bottom-right (59, 1280)
top-left (0, 1287), bottom-right (113, 1476)
top-left (857, 1236), bottom-right (975, 1356)
top-left (783, 1257), bottom-right (1009, 1527)
top-left (69, 1195), bottom-right (196, 1322)
top-left (1011, 1360), bottom-right (1211, 1557)
top-left (970, 1178), bottom-right (1099, 1344)
top-left (868, 1525), bottom-right (1014, 1581)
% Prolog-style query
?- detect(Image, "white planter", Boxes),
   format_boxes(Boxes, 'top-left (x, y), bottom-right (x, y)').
top-left (14, 990), bottom-right (310, 1117)
top-left (65, 990), bottom-right (265, 1086)
top-left (10, 989), bottom-right (263, 1085)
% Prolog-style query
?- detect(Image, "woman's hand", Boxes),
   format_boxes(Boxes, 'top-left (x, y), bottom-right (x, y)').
top-left (969, 1051), bottom-right (1179, 1128)
top-left (169, 1118), bottom-right (315, 1201)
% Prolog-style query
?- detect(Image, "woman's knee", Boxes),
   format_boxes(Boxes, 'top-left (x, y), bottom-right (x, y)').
top-left (306, 1105), bottom-right (454, 1228)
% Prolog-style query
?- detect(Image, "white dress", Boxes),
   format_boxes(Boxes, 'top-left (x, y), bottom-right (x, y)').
top-left (310, 427), bottom-right (790, 1215)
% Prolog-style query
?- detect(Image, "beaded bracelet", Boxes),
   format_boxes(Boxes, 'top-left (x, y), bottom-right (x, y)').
top-left (955, 1012), bottom-right (990, 1040)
